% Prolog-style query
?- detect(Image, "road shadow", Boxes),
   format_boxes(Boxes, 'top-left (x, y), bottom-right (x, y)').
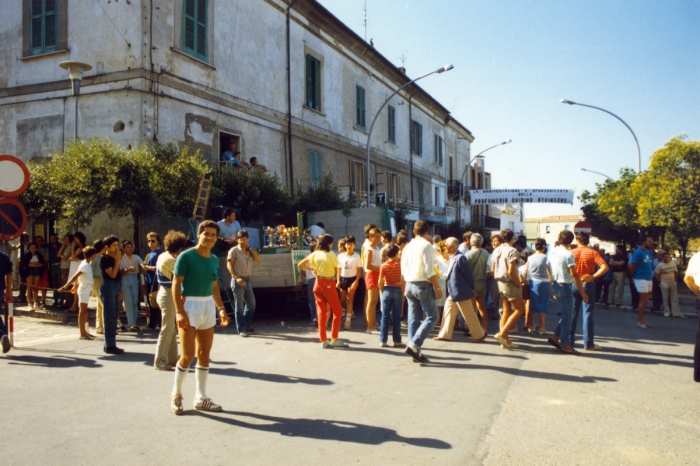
top-left (209, 367), bottom-right (333, 385)
top-left (423, 361), bottom-right (617, 383)
top-left (195, 411), bottom-right (451, 449)
top-left (4, 354), bottom-right (102, 368)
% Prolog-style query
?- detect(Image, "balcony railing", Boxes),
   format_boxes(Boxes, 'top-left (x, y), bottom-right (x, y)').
top-left (447, 181), bottom-right (462, 200)
top-left (473, 214), bottom-right (501, 230)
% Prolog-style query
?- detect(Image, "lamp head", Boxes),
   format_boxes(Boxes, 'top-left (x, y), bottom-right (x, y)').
top-left (436, 64), bottom-right (454, 74)
top-left (502, 139), bottom-right (512, 145)
top-left (560, 99), bottom-right (575, 105)
top-left (60, 61), bottom-right (92, 96)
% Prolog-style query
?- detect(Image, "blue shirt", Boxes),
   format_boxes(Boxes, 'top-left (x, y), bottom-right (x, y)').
top-left (145, 248), bottom-right (163, 286)
top-left (217, 220), bottom-right (241, 240)
top-left (630, 248), bottom-right (653, 280)
top-left (222, 151), bottom-right (235, 162)
top-left (603, 255), bottom-right (613, 281)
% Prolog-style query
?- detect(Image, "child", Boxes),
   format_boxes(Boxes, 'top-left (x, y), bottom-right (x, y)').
top-left (298, 234), bottom-right (348, 348)
top-left (59, 246), bottom-right (97, 340)
top-left (336, 236), bottom-right (361, 330)
top-left (363, 228), bottom-right (382, 334)
top-left (378, 244), bottom-right (404, 347)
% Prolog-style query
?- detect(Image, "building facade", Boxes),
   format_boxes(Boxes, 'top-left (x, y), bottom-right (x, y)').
top-left (525, 214), bottom-right (615, 252)
top-left (0, 0), bottom-right (491, 231)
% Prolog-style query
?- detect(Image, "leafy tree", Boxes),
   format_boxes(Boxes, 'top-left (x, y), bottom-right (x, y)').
top-left (579, 168), bottom-right (644, 246)
top-left (633, 136), bottom-right (700, 263)
top-left (20, 138), bottom-right (209, 242)
top-left (209, 167), bottom-right (292, 225)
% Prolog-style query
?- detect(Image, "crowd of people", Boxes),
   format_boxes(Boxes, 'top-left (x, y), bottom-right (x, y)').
top-left (1, 216), bottom-right (699, 410)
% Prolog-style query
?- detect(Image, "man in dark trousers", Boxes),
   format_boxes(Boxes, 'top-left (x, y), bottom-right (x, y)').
top-left (683, 249), bottom-right (700, 382)
top-left (0, 250), bottom-right (13, 353)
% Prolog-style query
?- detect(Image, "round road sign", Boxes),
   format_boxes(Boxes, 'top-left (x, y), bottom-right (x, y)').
top-left (0, 198), bottom-right (28, 241)
top-left (0, 155), bottom-right (30, 198)
top-left (574, 221), bottom-right (592, 233)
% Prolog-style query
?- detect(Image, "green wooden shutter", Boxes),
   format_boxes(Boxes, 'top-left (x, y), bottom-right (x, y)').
top-left (30, 0), bottom-right (57, 55)
top-left (388, 106), bottom-right (395, 143)
top-left (310, 150), bottom-right (322, 185)
top-left (305, 55), bottom-right (320, 110)
top-left (183, 0), bottom-right (207, 61)
top-left (417, 123), bottom-right (423, 156)
top-left (356, 85), bottom-right (366, 129)
top-left (410, 121), bottom-right (415, 154)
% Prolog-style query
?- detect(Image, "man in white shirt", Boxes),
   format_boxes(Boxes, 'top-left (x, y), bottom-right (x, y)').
top-left (308, 222), bottom-right (325, 238)
top-left (217, 209), bottom-right (241, 246)
top-left (400, 220), bottom-right (443, 363)
top-left (458, 231), bottom-right (473, 255)
top-left (682, 248), bottom-right (700, 382)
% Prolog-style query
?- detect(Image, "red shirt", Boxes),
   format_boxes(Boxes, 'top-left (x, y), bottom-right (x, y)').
top-left (572, 246), bottom-right (606, 277)
top-left (379, 260), bottom-right (402, 287)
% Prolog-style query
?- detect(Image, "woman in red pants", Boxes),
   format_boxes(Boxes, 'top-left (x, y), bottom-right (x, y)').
top-left (298, 234), bottom-right (349, 349)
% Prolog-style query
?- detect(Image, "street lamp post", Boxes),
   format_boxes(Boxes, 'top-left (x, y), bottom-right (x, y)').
top-left (457, 139), bottom-right (512, 226)
top-left (560, 99), bottom-right (641, 172)
top-left (579, 167), bottom-right (613, 180)
top-left (60, 61), bottom-right (92, 140)
top-left (365, 64), bottom-right (454, 206)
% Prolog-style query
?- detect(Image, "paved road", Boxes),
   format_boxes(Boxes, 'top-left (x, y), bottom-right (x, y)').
top-left (1, 308), bottom-right (698, 465)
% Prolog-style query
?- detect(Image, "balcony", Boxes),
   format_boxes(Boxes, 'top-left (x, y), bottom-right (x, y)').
top-left (473, 214), bottom-right (501, 230)
top-left (447, 181), bottom-right (462, 200)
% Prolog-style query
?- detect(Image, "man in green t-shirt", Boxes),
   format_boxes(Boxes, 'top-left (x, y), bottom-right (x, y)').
top-left (170, 220), bottom-right (230, 415)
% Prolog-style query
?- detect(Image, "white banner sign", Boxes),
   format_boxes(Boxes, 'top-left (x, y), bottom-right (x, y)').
top-left (469, 189), bottom-right (574, 205)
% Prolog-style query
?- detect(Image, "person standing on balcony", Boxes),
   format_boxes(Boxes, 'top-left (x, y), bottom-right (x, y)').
top-left (217, 209), bottom-right (241, 247)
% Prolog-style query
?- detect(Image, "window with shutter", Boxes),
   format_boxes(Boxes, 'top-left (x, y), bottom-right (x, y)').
top-left (310, 150), bottom-right (323, 187)
top-left (418, 180), bottom-right (425, 205)
top-left (305, 55), bottom-right (321, 111)
top-left (30, 0), bottom-right (58, 55)
top-left (434, 135), bottom-right (443, 166)
top-left (417, 123), bottom-right (423, 156)
top-left (355, 85), bottom-right (366, 130)
top-left (387, 106), bottom-right (396, 144)
top-left (183, 0), bottom-right (208, 61)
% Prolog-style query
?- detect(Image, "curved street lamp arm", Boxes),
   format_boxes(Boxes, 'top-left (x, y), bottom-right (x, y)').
top-left (366, 67), bottom-right (449, 205)
top-left (579, 167), bottom-right (613, 180)
top-left (565, 101), bottom-right (641, 172)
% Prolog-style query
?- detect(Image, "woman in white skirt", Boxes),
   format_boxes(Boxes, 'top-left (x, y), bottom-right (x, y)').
top-left (59, 246), bottom-right (97, 340)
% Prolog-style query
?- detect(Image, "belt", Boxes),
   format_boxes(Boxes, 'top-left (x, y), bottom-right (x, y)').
top-left (556, 282), bottom-right (572, 286)
top-left (317, 275), bottom-right (335, 279)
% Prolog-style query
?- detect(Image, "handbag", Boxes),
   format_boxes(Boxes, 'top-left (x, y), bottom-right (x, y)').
top-left (148, 275), bottom-right (159, 309)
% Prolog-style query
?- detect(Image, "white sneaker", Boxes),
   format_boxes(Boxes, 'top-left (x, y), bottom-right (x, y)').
top-left (194, 397), bottom-right (222, 412)
top-left (664, 313), bottom-right (670, 317)
top-left (344, 318), bottom-right (351, 330)
top-left (171, 394), bottom-right (184, 415)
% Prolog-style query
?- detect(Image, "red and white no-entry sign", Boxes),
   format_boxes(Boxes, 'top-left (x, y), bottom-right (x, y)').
top-left (0, 155), bottom-right (30, 198)
top-left (574, 221), bottom-right (592, 234)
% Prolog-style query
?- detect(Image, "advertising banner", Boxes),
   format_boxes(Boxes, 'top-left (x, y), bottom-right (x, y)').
top-left (469, 189), bottom-right (574, 205)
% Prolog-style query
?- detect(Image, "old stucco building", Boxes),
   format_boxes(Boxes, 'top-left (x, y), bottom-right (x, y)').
top-left (0, 0), bottom-right (498, 237)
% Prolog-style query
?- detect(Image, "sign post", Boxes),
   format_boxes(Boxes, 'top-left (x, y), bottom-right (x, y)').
top-left (0, 155), bottom-right (30, 350)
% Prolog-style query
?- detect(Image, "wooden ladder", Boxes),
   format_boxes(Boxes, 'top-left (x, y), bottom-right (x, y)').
top-left (192, 174), bottom-right (213, 222)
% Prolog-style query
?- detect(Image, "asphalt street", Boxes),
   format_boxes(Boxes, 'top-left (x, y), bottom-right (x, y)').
top-left (1, 307), bottom-right (698, 466)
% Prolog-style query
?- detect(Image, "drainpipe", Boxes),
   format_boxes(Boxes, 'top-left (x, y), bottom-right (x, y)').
top-left (287, 0), bottom-right (299, 196)
top-left (407, 89), bottom-right (418, 203)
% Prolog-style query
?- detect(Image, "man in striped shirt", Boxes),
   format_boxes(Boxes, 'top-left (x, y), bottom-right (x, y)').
top-left (569, 232), bottom-right (608, 351)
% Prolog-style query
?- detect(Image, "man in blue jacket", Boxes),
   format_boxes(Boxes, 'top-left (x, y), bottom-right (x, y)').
top-left (434, 237), bottom-right (486, 343)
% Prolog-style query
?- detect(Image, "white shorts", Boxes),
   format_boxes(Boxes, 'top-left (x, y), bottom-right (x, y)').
top-left (183, 296), bottom-right (217, 330)
top-left (77, 284), bottom-right (92, 304)
top-left (634, 279), bottom-right (653, 293)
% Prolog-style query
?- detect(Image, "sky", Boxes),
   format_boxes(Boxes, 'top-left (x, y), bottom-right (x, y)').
top-left (316, 0), bottom-right (700, 219)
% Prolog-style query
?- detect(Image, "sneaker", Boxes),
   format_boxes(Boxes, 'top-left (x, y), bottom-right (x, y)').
top-left (584, 344), bottom-right (603, 351)
top-left (664, 313), bottom-right (670, 317)
top-left (103, 346), bottom-right (125, 355)
top-left (239, 332), bottom-right (248, 338)
top-left (330, 340), bottom-right (348, 348)
top-left (344, 318), bottom-right (351, 330)
top-left (392, 341), bottom-right (405, 348)
top-left (322, 341), bottom-right (332, 349)
top-left (493, 333), bottom-right (508, 346)
top-left (1, 335), bottom-right (10, 354)
top-left (171, 394), bottom-right (184, 415)
top-left (380, 342), bottom-right (389, 347)
top-left (194, 397), bottom-right (222, 412)
top-left (370, 329), bottom-right (380, 335)
top-left (404, 344), bottom-right (421, 363)
top-left (537, 328), bottom-right (549, 335)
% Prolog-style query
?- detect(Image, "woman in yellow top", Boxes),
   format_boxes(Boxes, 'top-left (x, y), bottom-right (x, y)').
top-left (298, 234), bottom-right (348, 348)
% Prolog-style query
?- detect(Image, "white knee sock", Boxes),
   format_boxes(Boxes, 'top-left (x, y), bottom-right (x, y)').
top-left (195, 365), bottom-right (209, 401)
top-left (172, 363), bottom-right (188, 396)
